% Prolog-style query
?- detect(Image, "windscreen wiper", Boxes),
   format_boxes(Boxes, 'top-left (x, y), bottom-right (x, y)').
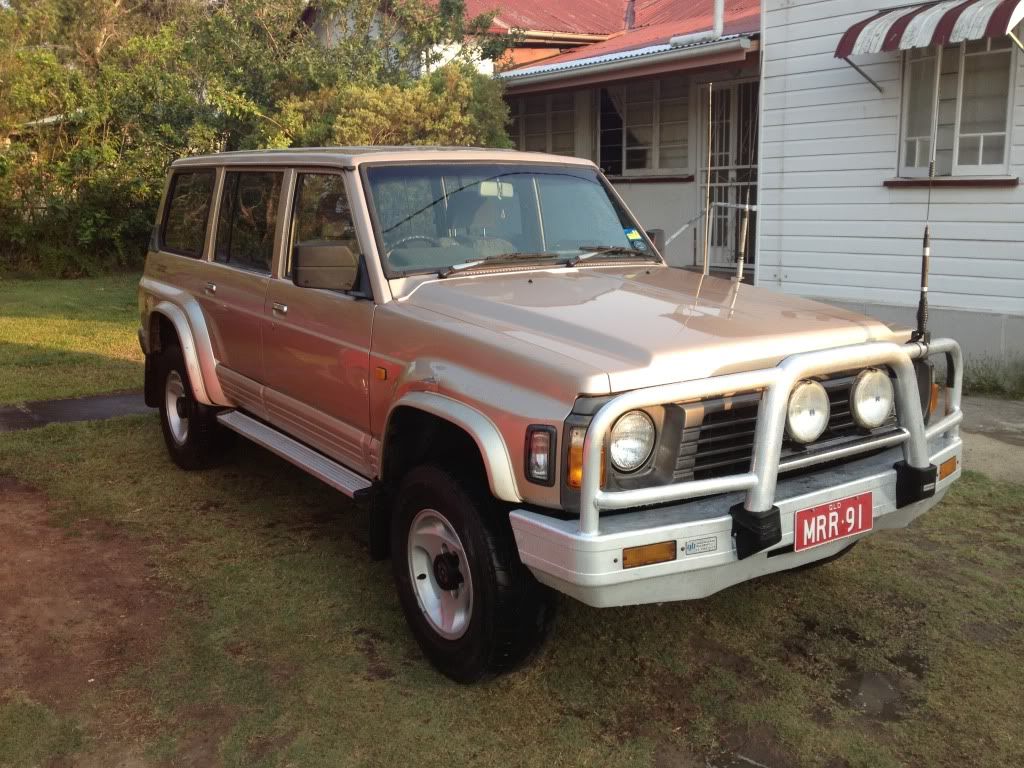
top-left (566, 246), bottom-right (662, 267)
top-left (438, 252), bottom-right (562, 278)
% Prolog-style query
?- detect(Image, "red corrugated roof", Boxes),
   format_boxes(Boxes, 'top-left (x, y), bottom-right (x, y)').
top-left (465, 0), bottom-right (626, 35)
top-left (511, 0), bottom-right (759, 66)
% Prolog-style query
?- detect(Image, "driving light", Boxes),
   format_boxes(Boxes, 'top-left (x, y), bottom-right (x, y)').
top-left (609, 410), bottom-right (656, 472)
top-left (786, 380), bottom-right (830, 444)
top-left (850, 369), bottom-right (894, 430)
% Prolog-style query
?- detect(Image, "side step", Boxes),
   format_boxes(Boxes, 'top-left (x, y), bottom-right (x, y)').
top-left (217, 410), bottom-right (372, 499)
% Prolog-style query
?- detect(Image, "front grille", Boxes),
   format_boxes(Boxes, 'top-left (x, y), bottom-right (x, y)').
top-left (674, 375), bottom-right (897, 481)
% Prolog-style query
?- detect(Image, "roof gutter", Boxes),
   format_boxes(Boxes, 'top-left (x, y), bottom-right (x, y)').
top-left (499, 35), bottom-right (753, 88)
top-left (514, 29), bottom-right (610, 44)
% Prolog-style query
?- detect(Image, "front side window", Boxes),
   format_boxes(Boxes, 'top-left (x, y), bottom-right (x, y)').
top-left (363, 163), bottom-right (653, 277)
top-left (161, 171), bottom-right (214, 257)
top-left (287, 173), bottom-right (357, 276)
top-left (900, 40), bottom-right (1014, 177)
top-left (599, 75), bottom-right (689, 176)
top-left (214, 171), bottom-right (283, 274)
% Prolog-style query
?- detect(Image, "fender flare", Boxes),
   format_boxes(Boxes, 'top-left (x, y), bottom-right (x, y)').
top-left (384, 392), bottom-right (522, 503)
top-left (148, 297), bottom-right (227, 406)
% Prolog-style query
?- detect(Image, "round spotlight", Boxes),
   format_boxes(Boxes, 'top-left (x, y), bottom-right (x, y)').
top-left (787, 380), bottom-right (830, 444)
top-left (609, 410), bottom-right (656, 472)
top-left (850, 368), bottom-right (895, 430)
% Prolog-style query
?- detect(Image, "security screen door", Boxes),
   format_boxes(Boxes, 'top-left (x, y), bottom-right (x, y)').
top-left (699, 80), bottom-right (758, 274)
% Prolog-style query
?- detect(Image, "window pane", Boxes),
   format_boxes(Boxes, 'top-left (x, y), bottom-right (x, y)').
top-left (957, 134), bottom-right (980, 165)
top-left (660, 98), bottom-right (687, 123)
top-left (551, 111), bottom-right (573, 133)
top-left (961, 51), bottom-right (1010, 135)
top-left (626, 101), bottom-right (653, 126)
top-left (626, 147), bottom-right (651, 170)
top-left (214, 172), bottom-right (282, 274)
top-left (551, 132), bottom-right (574, 155)
top-left (524, 134), bottom-right (546, 152)
top-left (905, 56), bottom-right (936, 161)
top-left (524, 115), bottom-right (546, 136)
top-left (659, 144), bottom-right (687, 169)
top-left (289, 174), bottom-right (356, 276)
top-left (981, 134), bottom-right (1005, 165)
top-left (660, 121), bottom-right (687, 143)
top-left (523, 95), bottom-right (546, 114)
top-left (660, 75), bottom-right (687, 100)
top-left (162, 171), bottom-right (213, 257)
top-left (599, 88), bottom-right (624, 175)
top-left (626, 125), bottom-right (653, 146)
top-left (550, 92), bottom-right (574, 111)
top-left (626, 82), bottom-right (654, 102)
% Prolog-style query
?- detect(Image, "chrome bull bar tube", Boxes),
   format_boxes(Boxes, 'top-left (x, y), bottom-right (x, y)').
top-left (577, 338), bottom-right (962, 537)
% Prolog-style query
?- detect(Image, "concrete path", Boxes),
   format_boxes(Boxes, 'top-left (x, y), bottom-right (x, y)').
top-left (959, 395), bottom-right (1024, 485)
top-left (0, 391), bottom-right (151, 433)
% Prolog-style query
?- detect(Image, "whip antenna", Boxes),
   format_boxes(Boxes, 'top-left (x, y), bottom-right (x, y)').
top-left (913, 159), bottom-right (934, 343)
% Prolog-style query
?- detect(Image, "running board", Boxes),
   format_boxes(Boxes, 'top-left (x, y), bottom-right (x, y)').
top-left (217, 410), bottom-right (372, 498)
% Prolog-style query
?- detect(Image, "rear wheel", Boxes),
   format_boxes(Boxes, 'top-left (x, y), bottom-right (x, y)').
top-left (158, 344), bottom-right (226, 470)
top-left (391, 465), bottom-right (554, 682)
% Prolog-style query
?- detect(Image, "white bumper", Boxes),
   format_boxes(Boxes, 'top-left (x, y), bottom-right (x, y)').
top-left (509, 435), bottom-right (961, 608)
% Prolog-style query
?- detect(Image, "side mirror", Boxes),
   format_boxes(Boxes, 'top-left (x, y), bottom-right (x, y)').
top-left (293, 241), bottom-right (359, 292)
top-left (646, 228), bottom-right (666, 255)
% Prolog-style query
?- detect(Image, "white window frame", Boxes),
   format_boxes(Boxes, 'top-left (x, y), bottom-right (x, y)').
top-left (510, 94), bottom-right (576, 156)
top-left (597, 77), bottom-right (691, 177)
top-left (899, 40), bottom-right (1017, 178)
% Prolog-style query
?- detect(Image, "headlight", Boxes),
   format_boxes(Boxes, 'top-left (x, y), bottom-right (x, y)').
top-left (850, 368), bottom-right (894, 430)
top-left (609, 410), bottom-right (656, 472)
top-left (786, 380), bottom-right (830, 444)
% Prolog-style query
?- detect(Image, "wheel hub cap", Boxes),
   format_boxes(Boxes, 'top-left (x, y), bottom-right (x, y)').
top-left (164, 370), bottom-right (189, 446)
top-left (408, 509), bottom-right (473, 640)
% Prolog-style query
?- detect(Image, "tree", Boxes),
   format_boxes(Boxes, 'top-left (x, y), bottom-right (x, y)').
top-left (0, 0), bottom-right (513, 275)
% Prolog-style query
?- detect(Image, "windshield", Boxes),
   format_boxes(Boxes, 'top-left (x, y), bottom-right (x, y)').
top-left (362, 162), bottom-right (657, 276)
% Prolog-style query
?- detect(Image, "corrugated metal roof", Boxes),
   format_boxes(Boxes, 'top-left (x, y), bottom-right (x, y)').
top-left (464, 0), bottom-right (625, 34)
top-left (498, 33), bottom-right (750, 80)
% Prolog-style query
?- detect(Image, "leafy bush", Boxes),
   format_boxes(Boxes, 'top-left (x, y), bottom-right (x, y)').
top-left (0, 0), bottom-right (511, 276)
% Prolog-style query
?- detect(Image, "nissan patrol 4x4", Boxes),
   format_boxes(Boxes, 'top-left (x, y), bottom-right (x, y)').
top-left (138, 147), bottom-right (963, 682)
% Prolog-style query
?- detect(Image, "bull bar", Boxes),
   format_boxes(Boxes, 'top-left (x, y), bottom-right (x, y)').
top-left (576, 337), bottom-right (963, 540)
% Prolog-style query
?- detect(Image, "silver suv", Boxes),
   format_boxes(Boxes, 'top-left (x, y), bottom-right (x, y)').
top-left (139, 147), bottom-right (964, 681)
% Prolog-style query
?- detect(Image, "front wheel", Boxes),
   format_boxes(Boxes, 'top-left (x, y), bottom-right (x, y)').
top-left (391, 465), bottom-right (554, 682)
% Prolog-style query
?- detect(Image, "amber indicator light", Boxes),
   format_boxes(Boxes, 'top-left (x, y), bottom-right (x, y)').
top-left (928, 383), bottom-right (940, 417)
top-left (939, 456), bottom-right (958, 480)
top-left (622, 540), bottom-right (677, 569)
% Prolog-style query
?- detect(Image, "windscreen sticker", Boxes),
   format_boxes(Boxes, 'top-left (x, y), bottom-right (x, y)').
top-left (624, 228), bottom-right (642, 240)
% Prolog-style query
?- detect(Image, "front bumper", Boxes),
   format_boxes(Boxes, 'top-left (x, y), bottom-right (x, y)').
top-left (510, 427), bottom-right (961, 608)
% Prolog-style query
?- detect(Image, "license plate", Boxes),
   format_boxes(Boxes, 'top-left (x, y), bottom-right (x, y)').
top-left (794, 492), bottom-right (873, 552)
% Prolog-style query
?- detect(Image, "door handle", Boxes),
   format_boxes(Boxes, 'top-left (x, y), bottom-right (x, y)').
top-left (272, 302), bottom-right (288, 315)
top-left (205, 282), bottom-right (217, 295)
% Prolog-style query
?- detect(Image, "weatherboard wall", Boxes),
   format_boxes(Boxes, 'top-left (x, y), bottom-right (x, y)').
top-left (758, 0), bottom-right (1024, 357)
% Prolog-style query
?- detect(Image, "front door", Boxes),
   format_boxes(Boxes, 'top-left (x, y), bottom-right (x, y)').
top-left (261, 171), bottom-right (374, 475)
top-left (699, 80), bottom-right (758, 274)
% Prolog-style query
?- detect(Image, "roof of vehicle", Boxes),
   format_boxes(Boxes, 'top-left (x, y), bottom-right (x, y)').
top-left (170, 147), bottom-right (597, 170)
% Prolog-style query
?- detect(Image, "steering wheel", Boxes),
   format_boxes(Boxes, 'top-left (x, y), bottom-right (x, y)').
top-left (386, 235), bottom-right (441, 258)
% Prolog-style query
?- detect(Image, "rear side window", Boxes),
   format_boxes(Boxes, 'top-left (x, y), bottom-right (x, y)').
top-left (161, 171), bottom-right (214, 257)
top-left (214, 171), bottom-right (283, 274)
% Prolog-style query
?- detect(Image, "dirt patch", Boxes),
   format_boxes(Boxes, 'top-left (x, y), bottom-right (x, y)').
top-left (0, 475), bottom-right (170, 714)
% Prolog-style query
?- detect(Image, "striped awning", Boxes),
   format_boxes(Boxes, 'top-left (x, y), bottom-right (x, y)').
top-left (835, 0), bottom-right (1024, 57)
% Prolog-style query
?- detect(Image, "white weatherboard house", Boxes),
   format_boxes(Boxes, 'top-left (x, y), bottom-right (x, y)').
top-left (759, 0), bottom-right (1024, 361)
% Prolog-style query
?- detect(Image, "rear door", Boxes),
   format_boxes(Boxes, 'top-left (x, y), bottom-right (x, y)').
top-left (197, 169), bottom-right (284, 415)
top-left (261, 170), bottom-right (374, 474)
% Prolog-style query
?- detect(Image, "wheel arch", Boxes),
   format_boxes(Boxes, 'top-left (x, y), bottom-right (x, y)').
top-left (381, 393), bottom-right (522, 504)
top-left (147, 299), bottom-right (225, 406)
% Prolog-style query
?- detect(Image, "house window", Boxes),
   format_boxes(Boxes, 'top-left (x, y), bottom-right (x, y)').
top-left (900, 39), bottom-right (1015, 177)
top-left (598, 75), bottom-right (689, 176)
top-left (510, 93), bottom-right (576, 156)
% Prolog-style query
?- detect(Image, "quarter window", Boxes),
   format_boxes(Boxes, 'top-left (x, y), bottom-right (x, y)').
top-left (287, 173), bottom-right (358, 276)
top-left (161, 171), bottom-right (214, 257)
top-left (900, 40), bottom-right (1015, 177)
top-left (214, 171), bottom-right (283, 273)
top-left (599, 76), bottom-right (689, 176)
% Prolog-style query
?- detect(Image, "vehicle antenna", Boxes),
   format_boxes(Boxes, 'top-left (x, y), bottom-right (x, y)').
top-left (912, 159), bottom-right (934, 343)
top-left (702, 83), bottom-right (713, 276)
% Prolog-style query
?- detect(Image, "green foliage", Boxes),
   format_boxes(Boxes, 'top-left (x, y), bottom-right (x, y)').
top-left (0, 0), bottom-right (512, 276)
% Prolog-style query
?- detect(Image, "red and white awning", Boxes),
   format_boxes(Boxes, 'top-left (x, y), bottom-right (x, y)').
top-left (835, 0), bottom-right (1024, 57)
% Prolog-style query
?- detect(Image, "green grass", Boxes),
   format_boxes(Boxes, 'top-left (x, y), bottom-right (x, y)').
top-left (0, 274), bottom-right (142, 405)
top-left (0, 417), bottom-right (1022, 767)
top-left (962, 355), bottom-right (1024, 400)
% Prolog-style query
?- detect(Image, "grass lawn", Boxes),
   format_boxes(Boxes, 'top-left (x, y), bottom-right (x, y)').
top-left (0, 416), bottom-right (1021, 768)
top-left (0, 274), bottom-right (143, 405)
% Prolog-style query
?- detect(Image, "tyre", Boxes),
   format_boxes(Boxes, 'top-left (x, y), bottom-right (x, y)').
top-left (158, 344), bottom-right (226, 470)
top-left (391, 464), bottom-right (554, 682)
